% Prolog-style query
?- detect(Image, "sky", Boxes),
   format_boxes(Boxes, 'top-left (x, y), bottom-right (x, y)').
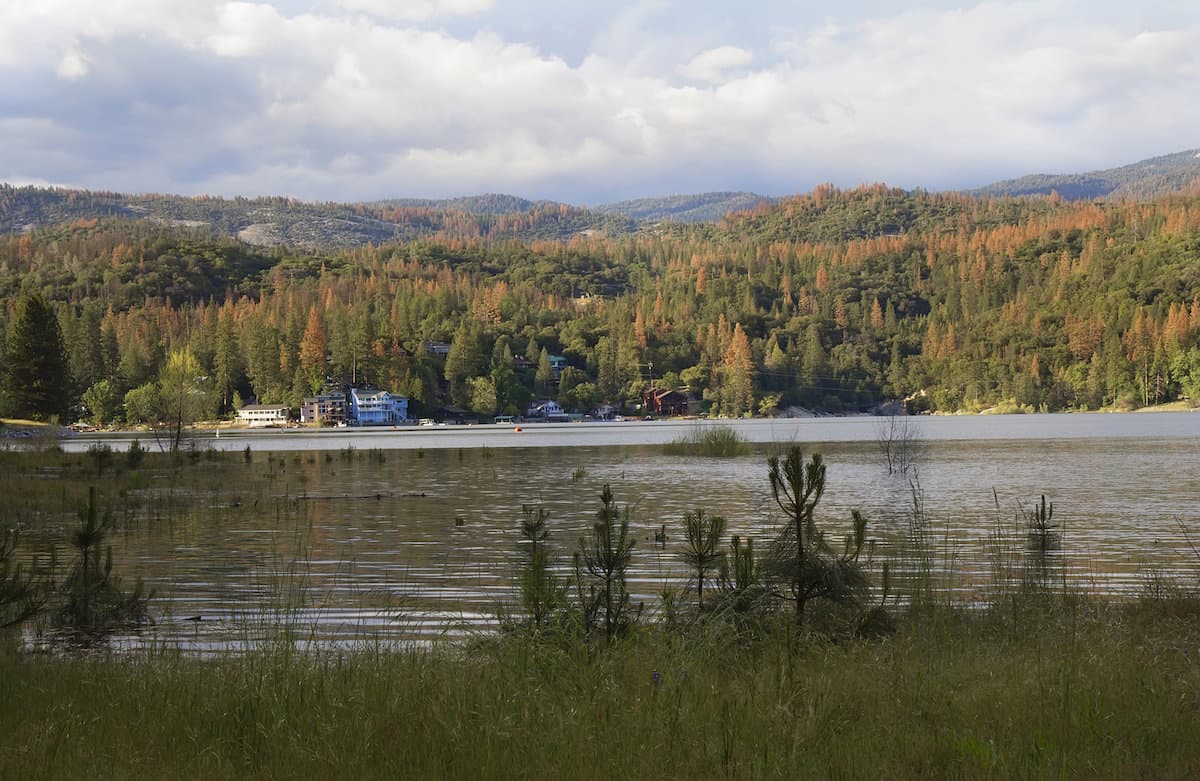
top-left (1, 0), bottom-right (1197, 204)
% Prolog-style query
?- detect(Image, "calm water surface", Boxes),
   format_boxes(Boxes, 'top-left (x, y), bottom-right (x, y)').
top-left (58, 413), bottom-right (1200, 650)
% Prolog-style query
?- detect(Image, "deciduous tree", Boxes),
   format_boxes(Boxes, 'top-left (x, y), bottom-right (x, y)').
top-left (158, 349), bottom-right (211, 451)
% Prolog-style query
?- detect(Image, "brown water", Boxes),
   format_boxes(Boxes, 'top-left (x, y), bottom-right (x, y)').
top-left (55, 413), bottom-right (1200, 650)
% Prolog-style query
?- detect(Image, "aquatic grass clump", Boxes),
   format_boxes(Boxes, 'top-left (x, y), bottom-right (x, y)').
top-left (662, 423), bottom-right (748, 457)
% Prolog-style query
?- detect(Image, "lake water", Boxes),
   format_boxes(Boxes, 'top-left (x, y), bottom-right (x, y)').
top-left (55, 413), bottom-right (1200, 650)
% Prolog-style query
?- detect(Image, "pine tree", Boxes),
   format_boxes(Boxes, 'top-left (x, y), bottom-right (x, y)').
top-left (4, 292), bottom-right (72, 420)
top-left (445, 320), bottom-right (484, 408)
top-left (535, 346), bottom-right (554, 397)
top-left (767, 448), bottom-right (869, 628)
top-left (100, 319), bottom-right (121, 386)
top-left (720, 323), bottom-right (755, 416)
top-left (681, 509), bottom-right (726, 610)
top-left (578, 484), bottom-right (636, 639)
top-left (213, 309), bottom-right (242, 414)
top-left (298, 305), bottom-right (327, 395)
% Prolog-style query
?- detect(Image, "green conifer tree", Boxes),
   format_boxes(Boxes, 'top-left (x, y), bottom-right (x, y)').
top-left (4, 292), bottom-right (72, 420)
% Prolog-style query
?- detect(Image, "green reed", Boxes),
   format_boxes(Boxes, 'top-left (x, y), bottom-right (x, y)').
top-left (662, 423), bottom-right (749, 457)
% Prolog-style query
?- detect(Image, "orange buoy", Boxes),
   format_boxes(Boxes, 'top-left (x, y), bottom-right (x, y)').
top-left (514, 426), bottom-right (523, 432)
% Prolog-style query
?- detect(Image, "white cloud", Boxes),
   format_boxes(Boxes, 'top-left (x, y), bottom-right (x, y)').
top-left (56, 49), bottom-right (89, 79)
top-left (679, 46), bottom-right (754, 83)
top-left (1, 175), bottom-right (82, 189)
top-left (0, 1), bottom-right (1197, 201)
top-left (336, 0), bottom-right (494, 22)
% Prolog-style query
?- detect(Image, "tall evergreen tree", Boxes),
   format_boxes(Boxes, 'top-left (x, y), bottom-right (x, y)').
top-left (4, 292), bottom-right (72, 420)
top-left (213, 308), bottom-right (243, 413)
top-left (445, 319), bottom-right (484, 408)
top-left (298, 305), bottom-right (327, 395)
top-left (720, 323), bottom-right (755, 416)
top-left (535, 347), bottom-right (554, 397)
top-left (100, 319), bottom-right (121, 386)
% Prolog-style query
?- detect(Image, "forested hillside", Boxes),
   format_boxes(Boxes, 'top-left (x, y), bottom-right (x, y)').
top-left (4, 185), bottom-right (1200, 425)
top-left (0, 186), bottom-right (637, 250)
top-left (974, 149), bottom-right (1200, 201)
top-left (591, 192), bottom-right (772, 222)
top-left (8, 147), bottom-right (1199, 254)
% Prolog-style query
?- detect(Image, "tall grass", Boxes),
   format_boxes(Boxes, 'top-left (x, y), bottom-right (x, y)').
top-left (2, 605), bottom-right (1200, 777)
top-left (662, 423), bottom-right (749, 457)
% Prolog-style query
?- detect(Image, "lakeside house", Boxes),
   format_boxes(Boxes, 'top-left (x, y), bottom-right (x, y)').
top-left (301, 391), bottom-right (347, 426)
top-left (527, 399), bottom-right (569, 422)
top-left (349, 388), bottom-right (409, 425)
top-left (643, 387), bottom-right (690, 417)
top-left (548, 355), bottom-right (568, 380)
top-left (434, 406), bottom-right (477, 425)
top-left (237, 404), bottom-right (290, 428)
top-left (593, 404), bottom-right (618, 420)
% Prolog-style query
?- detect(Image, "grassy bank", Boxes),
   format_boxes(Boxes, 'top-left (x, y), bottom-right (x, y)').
top-left (2, 444), bottom-right (1200, 777)
top-left (2, 599), bottom-right (1199, 778)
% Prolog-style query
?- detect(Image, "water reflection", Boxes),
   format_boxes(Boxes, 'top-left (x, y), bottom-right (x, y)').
top-left (55, 414), bottom-right (1200, 650)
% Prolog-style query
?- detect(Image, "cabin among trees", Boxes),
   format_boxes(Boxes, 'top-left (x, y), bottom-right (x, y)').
top-left (644, 387), bottom-right (690, 417)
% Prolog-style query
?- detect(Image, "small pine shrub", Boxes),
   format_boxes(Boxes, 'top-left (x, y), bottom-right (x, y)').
top-left (57, 487), bottom-right (152, 636)
top-left (126, 439), bottom-right (146, 468)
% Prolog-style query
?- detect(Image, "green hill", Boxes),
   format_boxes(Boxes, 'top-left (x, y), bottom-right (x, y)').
top-left (0, 186), bottom-right (778, 250)
top-left (712, 184), bottom-right (1053, 243)
top-left (365, 193), bottom-right (546, 215)
top-left (591, 191), bottom-right (772, 222)
top-left (973, 149), bottom-right (1200, 201)
top-left (0, 186), bottom-right (636, 248)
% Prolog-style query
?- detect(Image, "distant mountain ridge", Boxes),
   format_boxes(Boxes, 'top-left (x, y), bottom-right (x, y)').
top-left (365, 193), bottom-right (544, 215)
top-left (0, 187), bottom-right (641, 249)
top-left (4, 148), bottom-right (1200, 248)
top-left (591, 191), bottom-right (773, 222)
top-left (0, 186), bottom-right (773, 248)
top-left (973, 149), bottom-right (1200, 200)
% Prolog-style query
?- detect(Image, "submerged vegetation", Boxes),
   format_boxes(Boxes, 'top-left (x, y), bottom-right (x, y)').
top-left (662, 423), bottom-right (749, 457)
top-left (1, 442), bottom-right (1199, 775)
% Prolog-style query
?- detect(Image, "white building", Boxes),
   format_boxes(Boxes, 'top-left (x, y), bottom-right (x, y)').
top-left (527, 399), bottom-right (568, 421)
top-left (237, 404), bottom-right (290, 428)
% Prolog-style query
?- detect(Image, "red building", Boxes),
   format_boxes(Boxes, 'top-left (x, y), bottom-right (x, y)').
top-left (643, 387), bottom-right (690, 417)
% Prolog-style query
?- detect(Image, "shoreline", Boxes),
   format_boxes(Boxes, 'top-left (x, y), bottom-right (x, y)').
top-left (9, 399), bottom-right (1196, 440)
top-left (37, 409), bottom-right (1200, 454)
